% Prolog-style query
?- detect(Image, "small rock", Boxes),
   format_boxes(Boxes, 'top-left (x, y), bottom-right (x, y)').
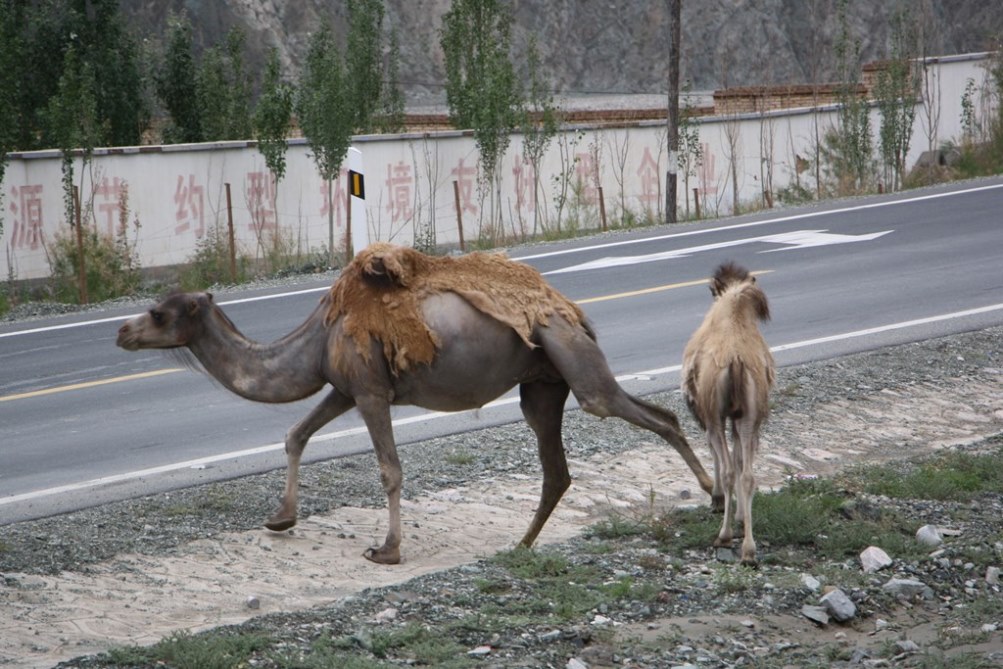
top-left (896, 639), bottom-right (920, 654)
top-left (715, 546), bottom-right (737, 563)
top-left (679, 489), bottom-right (692, 500)
top-left (591, 614), bottom-right (612, 626)
top-left (860, 546), bottom-right (893, 573)
top-left (373, 607), bottom-right (398, 623)
top-left (800, 573), bottom-right (821, 592)
top-left (801, 605), bottom-right (829, 626)
top-left (245, 595), bottom-right (260, 610)
top-left (875, 618), bottom-right (889, 632)
top-left (566, 658), bottom-right (588, 669)
top-left (916, 524), bottom-right (943, 547)
top-left (820, 588), bottom-right (857, 622)
top-left (467, 645), bottom-right (492, 657)
top-left (882, 578), bottom-right (935, 600)
top-left (986, 566), bottom-right (1000, 585)
top-left (981, 623), bottom-right (998, 633)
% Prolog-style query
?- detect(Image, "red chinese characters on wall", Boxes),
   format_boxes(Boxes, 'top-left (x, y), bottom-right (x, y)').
top-left (95, 176), bottom-right (126, 236)
top-left (451, 158), bottom-right (478, 216)
top-left (246, 171), bottom-right (277, 235)
top-left (574, 151), bottom-right (599, 206)
top-left (8, 184), bottom-right (45, 250)
top-left (318, 168), bottom-right (350, 229)
top-left (637, 147), bottom-right (661, 208)
top-left (697, 142), bottom-right (718, 197)
top-left (512, 156), bottom-right (537, 214)
top-left (385, 161), bottom-right (414, 223)
top-left (174, 174), bottom-right (205, 237)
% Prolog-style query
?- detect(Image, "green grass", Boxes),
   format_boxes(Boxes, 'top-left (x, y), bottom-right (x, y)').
top-left (847, 444), bottom-right (1003, 501)
top-left (105, 630), bottom-right (271, 669)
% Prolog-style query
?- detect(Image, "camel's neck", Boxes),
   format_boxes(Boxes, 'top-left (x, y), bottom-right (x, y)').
top-left (188, 301), bottom-right (329, 403)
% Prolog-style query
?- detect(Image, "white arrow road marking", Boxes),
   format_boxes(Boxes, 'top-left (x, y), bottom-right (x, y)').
top-left (544, 229), bottom-right (894, 275)
top-left (758, 229), bottom-right (894, 251)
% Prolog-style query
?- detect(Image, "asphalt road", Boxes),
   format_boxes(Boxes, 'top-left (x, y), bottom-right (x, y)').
top-left (2, 178), bottom-right (1002, 524)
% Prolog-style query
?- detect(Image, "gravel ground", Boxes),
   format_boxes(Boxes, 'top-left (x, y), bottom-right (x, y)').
top-left (2, 274), bottom-right (1002, 668)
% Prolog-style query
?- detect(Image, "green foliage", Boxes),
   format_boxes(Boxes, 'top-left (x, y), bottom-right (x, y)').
top-left (47, 225), bottom-right (141, 305)
top-left (377, 27), bottom-right (406, 133)
top-left (157, 11), bottom-right (202, 143)
top-left (875, 6), bottom-right (919, 191)
top-left (824, 0), bottom-right (875, 195)
top-left (47, 44), bottom-right (101, 224)
top-left (105, 630), bottom-right (270, 669)
top-left (367, 623), bottom-right (469, 666)
top-left (518, 34), bottom-right (560, 235)
top-left (178, 226), bottom-right (249, 291)
top-left (254, 48), bottom-right (294, 183)
top-left (198, 27), bottom-right (253, 141)
top-left (440, 0), bottom-right (522, 190)
top-left (346, 0), bottom-right (386, 132)
top-left (849, 444), bottom-right (1003, 501)
top-left (296, 22), bottom-right (352, 182)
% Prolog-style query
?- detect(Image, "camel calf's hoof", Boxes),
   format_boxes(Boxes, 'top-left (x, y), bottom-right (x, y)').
top-left (711, 494), bottom-right (725, 513)
top-left (264, 516), bottom-right (297, 532)
top-left (363, 545), bottom-right (401, 565)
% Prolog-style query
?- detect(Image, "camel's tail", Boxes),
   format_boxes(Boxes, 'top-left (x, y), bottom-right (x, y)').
top-left (726, 359), bottom-right (747, 421)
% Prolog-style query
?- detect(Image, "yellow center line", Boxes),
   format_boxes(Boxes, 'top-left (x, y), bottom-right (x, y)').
top-left (2, 269), bottom-right (773, 402)
top-left (0, 368), bottom-right (183, 403)
top-left (576, 270), bottom-right (772, 304)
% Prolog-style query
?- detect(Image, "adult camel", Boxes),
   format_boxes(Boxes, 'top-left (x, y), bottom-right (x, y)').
top-left (117, 243), bottom-right (714, 564)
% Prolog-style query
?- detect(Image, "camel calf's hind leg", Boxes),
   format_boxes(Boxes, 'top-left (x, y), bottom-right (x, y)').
top-left (266, 389), bottom-right (355, 532)
top-left (518, 380), bottom-right (573, 548)
top-left (537, 319), bottom-right (714, 497)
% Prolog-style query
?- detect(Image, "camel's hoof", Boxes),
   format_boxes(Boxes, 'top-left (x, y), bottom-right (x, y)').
top-left (740, 557), bottom-right (759, 569)
top-left (363, 546), bottom-right (401, 565)
top-left (264, 516), bottom-right (297, 532)
top-left (711, 495), bottom-right (725, 513)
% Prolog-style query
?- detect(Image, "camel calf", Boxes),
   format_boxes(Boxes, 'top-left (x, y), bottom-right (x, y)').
top-left (681, 262), bottom-right (775, 565)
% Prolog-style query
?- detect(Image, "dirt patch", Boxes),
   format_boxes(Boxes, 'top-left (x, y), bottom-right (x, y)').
top-left (2, 365), bottom-right (1001, 668)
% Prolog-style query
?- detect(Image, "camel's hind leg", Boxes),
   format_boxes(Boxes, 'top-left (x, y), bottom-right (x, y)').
top-left (732, 414), bottom-right (760, 565)
top-left (708, 422), bottom-right (735, 550)
top-left (518, 380), bottom-right (572, 548)
top-left (266, 389), bottom-right (356, 532)
top-left (537, 318), bottom-right (714, 497)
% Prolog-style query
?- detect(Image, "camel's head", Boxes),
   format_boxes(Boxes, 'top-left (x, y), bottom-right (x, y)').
top-left (709, 261), bottom-right (753, 299)
top-left (116, 292), bottom-right (215, 351)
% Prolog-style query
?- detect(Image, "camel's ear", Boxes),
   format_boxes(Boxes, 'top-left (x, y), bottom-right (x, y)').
top-left (187, 296), bottom-right (201, 317)
top-left (206, 292), bottom-right (214, 302)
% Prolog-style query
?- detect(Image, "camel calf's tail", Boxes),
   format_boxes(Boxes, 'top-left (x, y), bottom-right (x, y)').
top-left (726, 359), bottom-right (747, 421)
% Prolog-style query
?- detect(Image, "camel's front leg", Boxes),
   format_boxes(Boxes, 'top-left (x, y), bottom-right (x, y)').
top-left (266, 389), bottom-right (355, 532)
top-left (355, 395), bottom-right (403, 565)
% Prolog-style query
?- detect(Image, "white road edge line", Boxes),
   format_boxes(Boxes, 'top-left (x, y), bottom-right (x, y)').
top-left (3, 182), bottom-right (1000, 340)
top-left (4, 302), bottom-right (1001, 508)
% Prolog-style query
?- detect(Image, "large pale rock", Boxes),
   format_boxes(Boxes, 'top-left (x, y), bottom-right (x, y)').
top-left (860, 546), bottom-right (893, 573)
top-left (916, 524), bottom-right (943, 547)
top-left (820, 588), bottom-right (857, 622)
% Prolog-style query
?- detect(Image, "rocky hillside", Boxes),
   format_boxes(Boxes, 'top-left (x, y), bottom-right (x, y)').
top-left (122, 0), bottom-right (1003, 105)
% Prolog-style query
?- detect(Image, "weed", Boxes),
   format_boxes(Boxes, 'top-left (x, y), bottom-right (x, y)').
top-left (846, 445), bottom-right (1003, 501)
top-left (444, 450), bottom-right (475, 466)
top-left (105, 630), bottom-right (270, 669)
top-left (179, 225), bottom-right (251, 290)
top-left (47, 227), bottom-right (142, 304)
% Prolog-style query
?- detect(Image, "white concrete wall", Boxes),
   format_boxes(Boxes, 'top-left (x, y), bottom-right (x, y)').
top-left (1, 53), bottom-right (994, 281)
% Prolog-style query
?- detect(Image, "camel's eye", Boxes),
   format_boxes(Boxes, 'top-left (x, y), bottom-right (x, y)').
top-left (151, 309), bottom-right (164, 325)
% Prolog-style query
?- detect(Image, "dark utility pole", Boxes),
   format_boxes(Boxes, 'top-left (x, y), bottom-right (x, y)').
top-left (666, 0), bottom-right (681, 224)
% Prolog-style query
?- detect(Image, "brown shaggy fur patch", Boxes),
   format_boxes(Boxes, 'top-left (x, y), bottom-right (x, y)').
top-left (326, 243), bottom-right (585, 374)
